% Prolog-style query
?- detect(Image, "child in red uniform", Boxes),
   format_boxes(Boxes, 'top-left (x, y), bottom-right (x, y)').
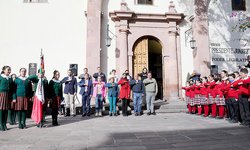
top-left (200, 77), bottom-right (209, 117)
top-left (189, 81), bottom-right (196, 114)
top-left (182, 81), bottom-right (191, 113)
top-left (207, 75), bottom-right (217, 118)
top-left (224, 73), bottom-right (239, 123)
top-left (194, 79), bottom-right (202, 115)
top-left (232, 68), bottom-right (250, 126)
top-left (214, 76), bottom-right (225, 119)
top-left (221, 70), bottom-right (229, 119)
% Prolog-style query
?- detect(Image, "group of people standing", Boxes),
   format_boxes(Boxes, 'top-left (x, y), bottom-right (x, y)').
top-left (0, 65), bottom-right (158, 131)
top-left (69, 67), bottom-right (158, 117)
top-left (182, 68), bottom-right (250, 127)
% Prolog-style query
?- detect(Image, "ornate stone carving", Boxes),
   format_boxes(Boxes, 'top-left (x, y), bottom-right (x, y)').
top-left (120, 0), bottom-right (128, 11)
top-left (169, 1), bottom-right (177, 13)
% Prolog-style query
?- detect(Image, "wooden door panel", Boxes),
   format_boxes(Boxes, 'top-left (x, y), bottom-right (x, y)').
top-left (133, 38), bottom-right (148, 76)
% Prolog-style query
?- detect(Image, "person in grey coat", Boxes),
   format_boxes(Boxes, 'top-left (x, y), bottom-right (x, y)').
top-left (143, 72), bottom-right (158, 115)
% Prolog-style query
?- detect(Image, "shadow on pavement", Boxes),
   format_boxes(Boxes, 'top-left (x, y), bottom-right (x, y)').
top-left (87, 126), bottom-right (250, 150)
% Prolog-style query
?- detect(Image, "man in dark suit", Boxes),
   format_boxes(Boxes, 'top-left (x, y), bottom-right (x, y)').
top-left (93, 67), bottom-right (106, 83)
top-left (78, 73), bottom-right (93, 117)
top-left (61, 69), bottom-right (77, 117)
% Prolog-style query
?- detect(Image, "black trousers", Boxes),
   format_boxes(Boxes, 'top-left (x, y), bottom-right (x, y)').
top-left (228, 98), bottom-right (239, 121)
top-left (122, 99), bottom-right (128, 115)
top-left (239, 95), bottom-right (250, 123)
top-left (225, 99), bottom-right (232, 119)
top-left (52, 108), bottom-right (58, 123)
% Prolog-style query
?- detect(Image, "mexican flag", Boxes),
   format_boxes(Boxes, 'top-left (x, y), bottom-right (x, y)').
top-left (31, 52), bottom-right (45, 124)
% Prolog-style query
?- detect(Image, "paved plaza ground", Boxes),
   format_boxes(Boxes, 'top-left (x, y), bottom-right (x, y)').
top-left (1, 112), bottom-right (250, 150)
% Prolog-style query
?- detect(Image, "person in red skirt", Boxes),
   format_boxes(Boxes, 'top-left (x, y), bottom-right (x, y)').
top-left (189, 80), bottom-right (196, 114)
top-left (48, 70), bottom-right (62, 126)
top-left (12, 68), bottom-right (33, 129)
top-left (118, 73), bottom-right (131, 116)
top-left (194, 79), bottom-right (202, 115)
top-left (0, 66), bottom-right (14, 131)
top-left (214, 76), bottom-right (226, 119)
top-left (200, 77), bottom-right (209, 117)
top-left (220, 70), bottom-right (229, 119)
top-left (182, 81), bottom-right (191, 113)
top-left (207, 74), bottom-right (217, 118)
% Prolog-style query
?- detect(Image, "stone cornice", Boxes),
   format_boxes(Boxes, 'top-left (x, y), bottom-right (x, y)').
top-left (109, 11), bottom-right (185, 23)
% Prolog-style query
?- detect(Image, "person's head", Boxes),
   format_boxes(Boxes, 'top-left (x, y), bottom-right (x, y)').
top-left (208, 74), bottom-right (214, 82)
top-left (111, 69), bottom-right (116, 75)
top-left (53, 70), bottom-right (60, 80)
top-left (214, 74), bottom-right (221, 82)
top-left (1, 66), bottom-right (11, 76)
top-left (221, 70), bottom-right (228, 78)
top-left (186, 81), bottom-right (190, 86)
top-left (122, 73), bottom-right (127, 78)
top-left (134, 74), bottom-right (139, 80)
top-left (84, 68), bottom-right (88, 73)
top-left (125, 70), bottom-right (129, 75)
top-left (234, 71), bottom-right (240, 78)
top-left (195, 78), bottom-right (202, 85)
top-left (202, 76), bottom-right (208, 83)
top-left (67, 69), bottom-right (73, 77)
top-left (38, 69), bottom-right (45, 78)
top-left (142, 68), bottom-right (148, 73)
top-left (97, 76), bottom-right (102, 82)
top-left (189, 80), bottom-right (193, 85)
top-left (109, 77), bottom-right (114, 83)
top-left (228, 73), bottom-right (236, 83)
top-left (11, 74), bottom-right (16, 80)
top-left (19, 68), bottom-right (27, 77)
top-left (84, 73), bottom-right (89, 80)
top-left (147, 72), bottom-right (152, 79)
top-left (97, 67), bottom-right (101, 73)
top-left (240, 68), bottom-right (248, 78)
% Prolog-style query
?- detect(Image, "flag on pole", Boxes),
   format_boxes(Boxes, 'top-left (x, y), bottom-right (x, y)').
top-left (31, 50), bottom-right (45, 124)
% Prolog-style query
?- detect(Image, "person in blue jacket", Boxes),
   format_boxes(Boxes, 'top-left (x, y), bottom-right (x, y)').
top-left (130, 74), bottom-right (145, 116)
top-left (78, 73), bottom-right (93, 117)
top-left (105, 77), bottom-right (119, 116)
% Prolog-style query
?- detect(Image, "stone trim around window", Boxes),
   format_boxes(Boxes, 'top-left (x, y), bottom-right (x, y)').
top-left (135, 0), bottom-right (153, 5)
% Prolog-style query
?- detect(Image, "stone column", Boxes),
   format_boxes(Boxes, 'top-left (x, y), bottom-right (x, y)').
top-left (86, 0), bottom-right (102, 74)
top-left (164, 22), bottom-right (179, 100)
top-left (193, 0), bottom-right (210, 75)
top-left (119, 28), bottom-right (129, 74)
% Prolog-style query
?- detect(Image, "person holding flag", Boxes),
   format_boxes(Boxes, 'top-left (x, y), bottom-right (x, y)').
top-left (28, 52), bottom-right (49, 128)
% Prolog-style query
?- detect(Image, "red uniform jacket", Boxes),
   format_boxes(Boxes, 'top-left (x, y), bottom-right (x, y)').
top-left (242, 77), bottom-right (250, 94)
top-left (182, 86), bottom-right (191, 97)
top-left (200, 83), bottom-right (208, 97)
top-left (207, 81), bottom-right (216, 98)
top-left (189, 85), bottom-right (195, 98)
top-left (232, 78), bottom-right (249, 95)
top-left (221, 79), bottom-right (228, 99)
top-left (194, 84), bottom-right (202, 96)
top-left (223, 82), bottom-right (239, 100)
top-left (214, 83), bottom-right (224, 98)
top-left (118, 78), bottom-right (131, 99)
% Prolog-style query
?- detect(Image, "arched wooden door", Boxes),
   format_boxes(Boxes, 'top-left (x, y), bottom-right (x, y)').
top-left (133, 38), bottom-right (148, 76)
